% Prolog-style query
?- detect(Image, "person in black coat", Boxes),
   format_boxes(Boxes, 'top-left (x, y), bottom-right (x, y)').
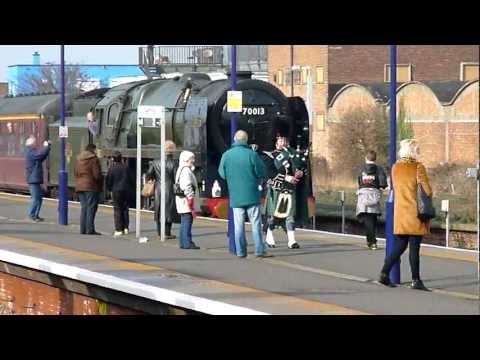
top-left (106, 151), bottom-right (133, 236)
top-left (356, 150), bottom-right (388, 249)
top-left (145, 140), bottom-right (180, 239)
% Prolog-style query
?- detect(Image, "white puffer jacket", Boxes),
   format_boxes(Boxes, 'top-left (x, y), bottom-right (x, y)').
top-left (356, 187), bottom-right (382, 216)
top-left (175, 151), bottom-right (200, 214)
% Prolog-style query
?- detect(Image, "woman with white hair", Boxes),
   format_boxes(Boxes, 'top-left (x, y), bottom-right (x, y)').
top-left (379, 139), bottom-right (432, 291)
top-left (175, 150), bottom-right (200, 249)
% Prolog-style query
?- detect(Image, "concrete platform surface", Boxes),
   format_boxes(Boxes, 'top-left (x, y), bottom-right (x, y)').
top-left (0, 193), bottom-right (478, 315)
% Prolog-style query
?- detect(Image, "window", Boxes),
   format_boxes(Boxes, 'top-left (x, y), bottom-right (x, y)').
top-left (460, 62), bottom-right (479, 81)
top-left (1, 121), bottom-right (17, 156)
top-left (293, 69), bottom-right (301, 85)
top-left (276, 69), bottom-right (284, 85)
top-left (316, 114), bottom-right (325, 131)
top-left (107, 104), bottom-right (119, 126)
top-left (301, 67), bottom-right (309, 84)
top-left (316, 66), bottom-right (325, 84)
top-left (384, 64), bottom-right (412, 82)
top-left (285, 69), bottom-right (301, 85)
top-left (285, 70), bottom-right (291, 85)
top-left (95, 109), bottom-right (103, 135)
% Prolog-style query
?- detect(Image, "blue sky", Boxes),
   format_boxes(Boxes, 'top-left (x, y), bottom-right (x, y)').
top-left (0, 45), bottom-right (140, 82)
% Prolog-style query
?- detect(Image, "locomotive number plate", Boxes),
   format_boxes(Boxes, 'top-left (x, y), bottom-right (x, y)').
top-left (242, 107), bottom-right (266, 116)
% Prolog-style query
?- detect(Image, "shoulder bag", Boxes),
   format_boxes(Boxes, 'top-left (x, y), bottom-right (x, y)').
top-left (416, 164), bottom-right (436, 222)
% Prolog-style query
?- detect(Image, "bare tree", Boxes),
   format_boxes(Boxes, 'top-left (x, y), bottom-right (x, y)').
top-left (16, 63), bottom-right (90, 95)
top-left (328, 106), bottom-right (388, 182)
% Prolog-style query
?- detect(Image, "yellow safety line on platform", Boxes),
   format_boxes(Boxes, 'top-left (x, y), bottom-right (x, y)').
top-left (0, 234), bottom-right (369, 315)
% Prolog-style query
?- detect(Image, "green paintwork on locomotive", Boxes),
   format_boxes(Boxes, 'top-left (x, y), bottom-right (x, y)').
top-left (48, 117), bottom-right (90, 188)
top-left (93, 77), bottom-right (210, 157)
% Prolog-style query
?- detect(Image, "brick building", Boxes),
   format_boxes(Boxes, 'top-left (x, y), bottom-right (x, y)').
top-left (0, 83), bottom-right (7, 97)
top-left (267, 45), bottom-right (479, 189)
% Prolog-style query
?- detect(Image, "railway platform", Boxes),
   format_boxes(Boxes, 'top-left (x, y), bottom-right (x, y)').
top-left (0, 192), bottom-right (478, 315)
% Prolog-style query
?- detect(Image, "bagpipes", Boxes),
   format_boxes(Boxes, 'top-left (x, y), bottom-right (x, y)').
top-left (272, 145), bottom-right (310, 219)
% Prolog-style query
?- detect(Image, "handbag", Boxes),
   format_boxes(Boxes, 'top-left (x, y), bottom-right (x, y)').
top-left (141, 180), bottom-right (155, 197)
top-left (416, 165), bottom-right (436, 222)
top-left (173, 167), bottom-right (187, 197)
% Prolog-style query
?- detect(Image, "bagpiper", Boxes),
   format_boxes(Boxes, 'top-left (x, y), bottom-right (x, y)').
top-left (261, 124), bottom-right (310, 249)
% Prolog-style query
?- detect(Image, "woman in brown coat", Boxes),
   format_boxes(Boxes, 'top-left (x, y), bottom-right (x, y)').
top-left (379, 139), bottom-right (432, 291)
top-left (74, 143), bottom-right (103, 235)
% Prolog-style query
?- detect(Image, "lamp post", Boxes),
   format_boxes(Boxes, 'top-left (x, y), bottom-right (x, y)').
top-left (58, 45), bottom-right (68, 225)
top-left (227, 45), bottom-right (238, 255)
top-left (385, 45), bottom-right (400, 284)
top-left (290, 45), bottom-right (294, 96)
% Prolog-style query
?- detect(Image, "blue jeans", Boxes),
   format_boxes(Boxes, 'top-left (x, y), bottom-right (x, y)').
top-left (78, 191), bottom-right (99, 234)
top-left (179, 213), bottom-right (195, 248)
top-left (232, 205), bottom-right (265, 257)
top-left (28, 184), bottom-right (43, 219)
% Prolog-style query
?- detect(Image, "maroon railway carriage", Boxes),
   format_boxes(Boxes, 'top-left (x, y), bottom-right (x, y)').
top-left (0, 94), bottom-right (60, 194)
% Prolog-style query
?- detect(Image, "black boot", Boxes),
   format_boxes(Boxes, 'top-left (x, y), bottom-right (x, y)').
top-left (378, 272), bottom-right (396, 287)
top-left (410, 279), bottom-right (430, 291)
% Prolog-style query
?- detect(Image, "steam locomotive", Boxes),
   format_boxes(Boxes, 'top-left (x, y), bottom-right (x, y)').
top-left (0, 71), bottom-right (311, 216)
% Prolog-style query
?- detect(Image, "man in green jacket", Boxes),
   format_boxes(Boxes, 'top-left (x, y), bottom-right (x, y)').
top-left (218, 130), bottom-right (272, 258)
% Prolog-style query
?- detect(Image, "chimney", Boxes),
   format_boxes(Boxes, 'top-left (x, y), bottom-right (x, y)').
top-left (33, 51), bottom-right (40, 65)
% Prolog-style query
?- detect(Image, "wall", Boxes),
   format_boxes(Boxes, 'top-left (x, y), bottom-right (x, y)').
top-left (328, 45), bottom-right (479, 83)
top-left (0, 83), bottom-right (7, 97)
top-left (267, 45), bottom-right (330, 188)
top-left (0, 270), bottom-right (142, 315)
top-left (327, 81), bottom-right (479, 169)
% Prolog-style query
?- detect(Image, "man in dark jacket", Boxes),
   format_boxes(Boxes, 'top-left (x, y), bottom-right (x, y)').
top-left (74, 143), bottom-right (103, 235)
top-left (356, 150), bottom-right (387, 249)
top-left (106, 151), bottom-right (133, 237)
top-left (25, 135), bottom-right (51, 222)
top-left (145, 140), bottom-right (179, 240)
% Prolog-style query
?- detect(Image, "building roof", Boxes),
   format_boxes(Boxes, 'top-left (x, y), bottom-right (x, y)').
top-left (328, 80), bottom-right (476, 107)
top-left (0, 94), bottom-right (61, 116)
top-left (421, 80), bottom-right (472, 104)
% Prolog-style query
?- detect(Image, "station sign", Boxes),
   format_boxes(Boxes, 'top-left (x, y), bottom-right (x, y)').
top-left (227, 91), bottom-right (242, 113)
top-left (138, 105), bottom-right (165, 119)
top-left (59, 126), bottom-right (68, 138)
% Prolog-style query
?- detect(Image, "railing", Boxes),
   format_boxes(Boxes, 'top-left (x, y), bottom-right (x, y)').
top-left (139, 46), bottom-right (225, 67)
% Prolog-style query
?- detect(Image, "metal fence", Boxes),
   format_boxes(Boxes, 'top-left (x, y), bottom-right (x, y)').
top-left (139, 46), bottom-right (224, 66)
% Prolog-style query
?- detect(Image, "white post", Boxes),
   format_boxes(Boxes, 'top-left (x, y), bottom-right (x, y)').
top-left (476, 163), bottom-right (479, 305)
top-left (160, 110), bottom-right (166, 242)
top-left (340, 191), bottom-right (345, 234)
top-left (136, 119), bottom-right (142, 240)
top-left (446, 211), bottom-right (449, 248)
top-left (441, 199), bottom-right (450, 248)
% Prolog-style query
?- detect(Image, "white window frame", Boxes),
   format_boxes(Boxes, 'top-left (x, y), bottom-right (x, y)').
top-left (459, 62), bottom-right (479, 81)
top-left (384, 63), bottom-right (412, 82)
top-left (315, 66), bottom-right (325, 84)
